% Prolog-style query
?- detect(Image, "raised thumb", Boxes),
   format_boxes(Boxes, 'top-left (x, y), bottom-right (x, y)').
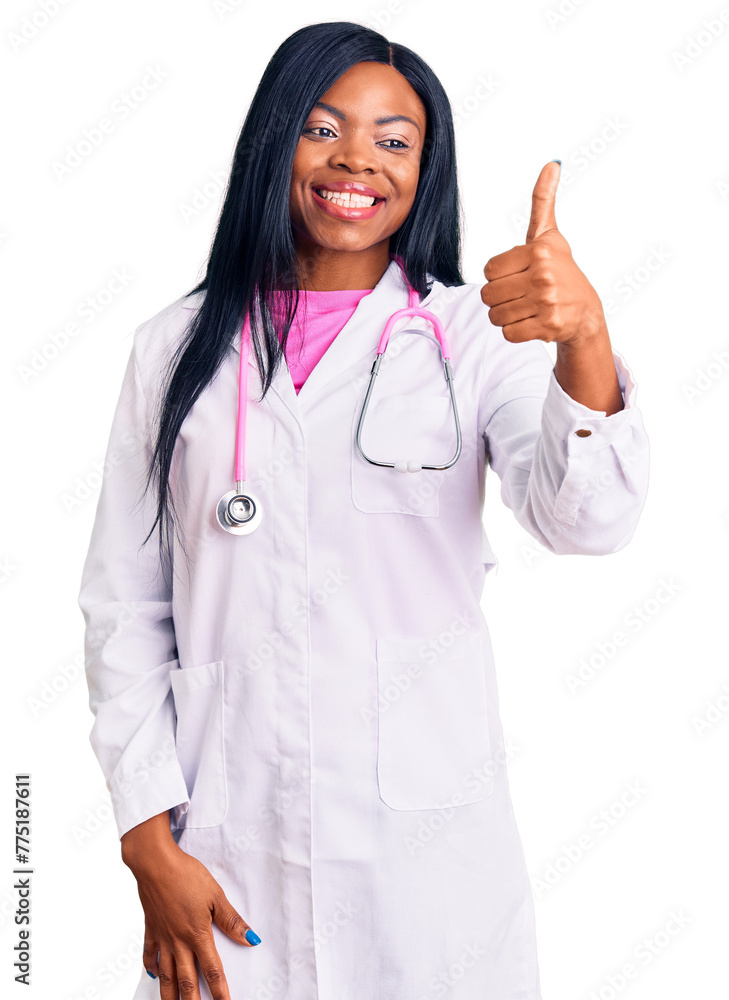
top-left (526, 160), bottom-right (561, 242)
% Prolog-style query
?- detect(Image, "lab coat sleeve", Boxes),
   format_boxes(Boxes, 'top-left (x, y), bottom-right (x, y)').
top-left (77, 337), bottom-right (190, 842)
top-left (477, 326), bottom-right (650, 555)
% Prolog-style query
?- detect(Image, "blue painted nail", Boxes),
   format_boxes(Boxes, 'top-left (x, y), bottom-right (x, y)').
top-left (147, 970), bottom-right (157, 978)
top-left (552, 159), bottom-right (562, 165)
top-left (245, 928), bottom-right (261, 945)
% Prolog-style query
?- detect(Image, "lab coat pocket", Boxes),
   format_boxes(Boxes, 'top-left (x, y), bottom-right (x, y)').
top-left (351, 394), bottom-right (452, 516)
top-left (375, 632), bottom-right (493, 810)
top-left (169, 659), bottom-right (227, 829)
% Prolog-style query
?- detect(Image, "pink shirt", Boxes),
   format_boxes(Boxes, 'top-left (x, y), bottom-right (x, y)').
top-left (272, 288), bottom-right (373, 394)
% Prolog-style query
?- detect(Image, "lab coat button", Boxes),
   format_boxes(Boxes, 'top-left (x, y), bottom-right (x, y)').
top-left (575, 428), bottom-right (592, 437)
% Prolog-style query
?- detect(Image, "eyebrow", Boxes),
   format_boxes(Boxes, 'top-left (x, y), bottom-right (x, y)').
top-left (313, 101), bottom-right (421, 132)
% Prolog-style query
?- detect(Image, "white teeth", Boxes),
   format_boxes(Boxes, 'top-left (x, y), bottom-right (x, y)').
top-left (316, 188), bottom-right (378, 208)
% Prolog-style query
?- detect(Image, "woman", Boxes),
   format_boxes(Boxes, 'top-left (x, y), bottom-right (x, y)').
top-left (78, 21), bottom-right (649, 1000)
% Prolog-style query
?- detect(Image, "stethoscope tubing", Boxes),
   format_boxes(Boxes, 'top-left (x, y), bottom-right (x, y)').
top-left (218, 261), bottom-right (462, 532)
top-left (354, 300), bottom-right (462, 472)
top-left (235, 311), bottom-right (252, 489)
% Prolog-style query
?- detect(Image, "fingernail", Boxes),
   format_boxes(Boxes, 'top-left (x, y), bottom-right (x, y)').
top-left (245, 928), bottom-right (261, 945)
top-left (552, 159), bottom-right (562, 165)
top-left (147, 970), bottom-right (157, 978)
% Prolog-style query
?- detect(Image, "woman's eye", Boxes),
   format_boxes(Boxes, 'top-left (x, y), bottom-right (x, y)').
top-left (303, 127), bottom-right (337, 138)
top-left (301, 128), bottom-right (409, 150)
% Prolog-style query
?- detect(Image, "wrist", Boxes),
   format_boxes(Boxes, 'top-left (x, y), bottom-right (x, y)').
top-left (120, 810), bottom-right (181, 872)
top-left (559, 309), bottom-right (610, 351)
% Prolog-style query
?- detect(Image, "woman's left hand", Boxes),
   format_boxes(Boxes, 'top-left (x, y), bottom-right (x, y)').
top-left (480, 160), bottom-right (608, 347)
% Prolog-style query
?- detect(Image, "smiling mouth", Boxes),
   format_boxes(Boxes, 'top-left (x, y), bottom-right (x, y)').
top-left (313, 188), bottom-right (383, 208)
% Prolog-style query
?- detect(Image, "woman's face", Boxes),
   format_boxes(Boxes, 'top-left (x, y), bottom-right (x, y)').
top-left (289, 61), bottom-right (427, 261)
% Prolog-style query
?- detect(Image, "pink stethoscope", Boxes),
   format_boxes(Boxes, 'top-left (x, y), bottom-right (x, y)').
top-left (215, 258), bottom-right (462, 535)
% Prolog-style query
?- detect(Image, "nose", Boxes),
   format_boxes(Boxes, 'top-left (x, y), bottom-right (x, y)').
top-left (328, 131), bottom-right (378, 174)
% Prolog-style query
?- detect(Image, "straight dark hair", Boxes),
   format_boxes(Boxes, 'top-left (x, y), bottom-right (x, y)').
top-left (141, 20), bottom-right (465, 575)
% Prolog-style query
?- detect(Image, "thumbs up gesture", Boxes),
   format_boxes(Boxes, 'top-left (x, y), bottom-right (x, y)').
top-left (481, 161), bottom-right (607, 347)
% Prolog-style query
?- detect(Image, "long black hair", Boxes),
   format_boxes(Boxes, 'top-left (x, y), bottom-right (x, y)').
top-left (140, 20), bottom-right (465, 572)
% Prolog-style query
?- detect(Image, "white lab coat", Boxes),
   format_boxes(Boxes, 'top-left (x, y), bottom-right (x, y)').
top-left (78, 257), bottom-right (649, 999)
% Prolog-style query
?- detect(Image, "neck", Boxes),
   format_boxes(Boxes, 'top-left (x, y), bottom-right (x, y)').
top-left (282, 241), bottom-right (392, 291)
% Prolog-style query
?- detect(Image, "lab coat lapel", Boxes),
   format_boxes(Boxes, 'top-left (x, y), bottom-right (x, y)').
top-left (179, 259), bottom-right (428, 414)
top-left (292, 257), bottom-right (407, 407)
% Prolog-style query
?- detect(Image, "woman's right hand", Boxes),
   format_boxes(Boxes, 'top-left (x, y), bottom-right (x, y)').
top-left (121, 811), bottom-right (260, 999)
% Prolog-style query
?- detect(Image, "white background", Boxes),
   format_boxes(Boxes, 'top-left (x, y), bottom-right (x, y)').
top-left (1, 0), bottom-right (727, 997)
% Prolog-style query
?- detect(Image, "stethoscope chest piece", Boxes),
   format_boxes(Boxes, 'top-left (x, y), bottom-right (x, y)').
top-left (216, 487), bottom-right (263, 535)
